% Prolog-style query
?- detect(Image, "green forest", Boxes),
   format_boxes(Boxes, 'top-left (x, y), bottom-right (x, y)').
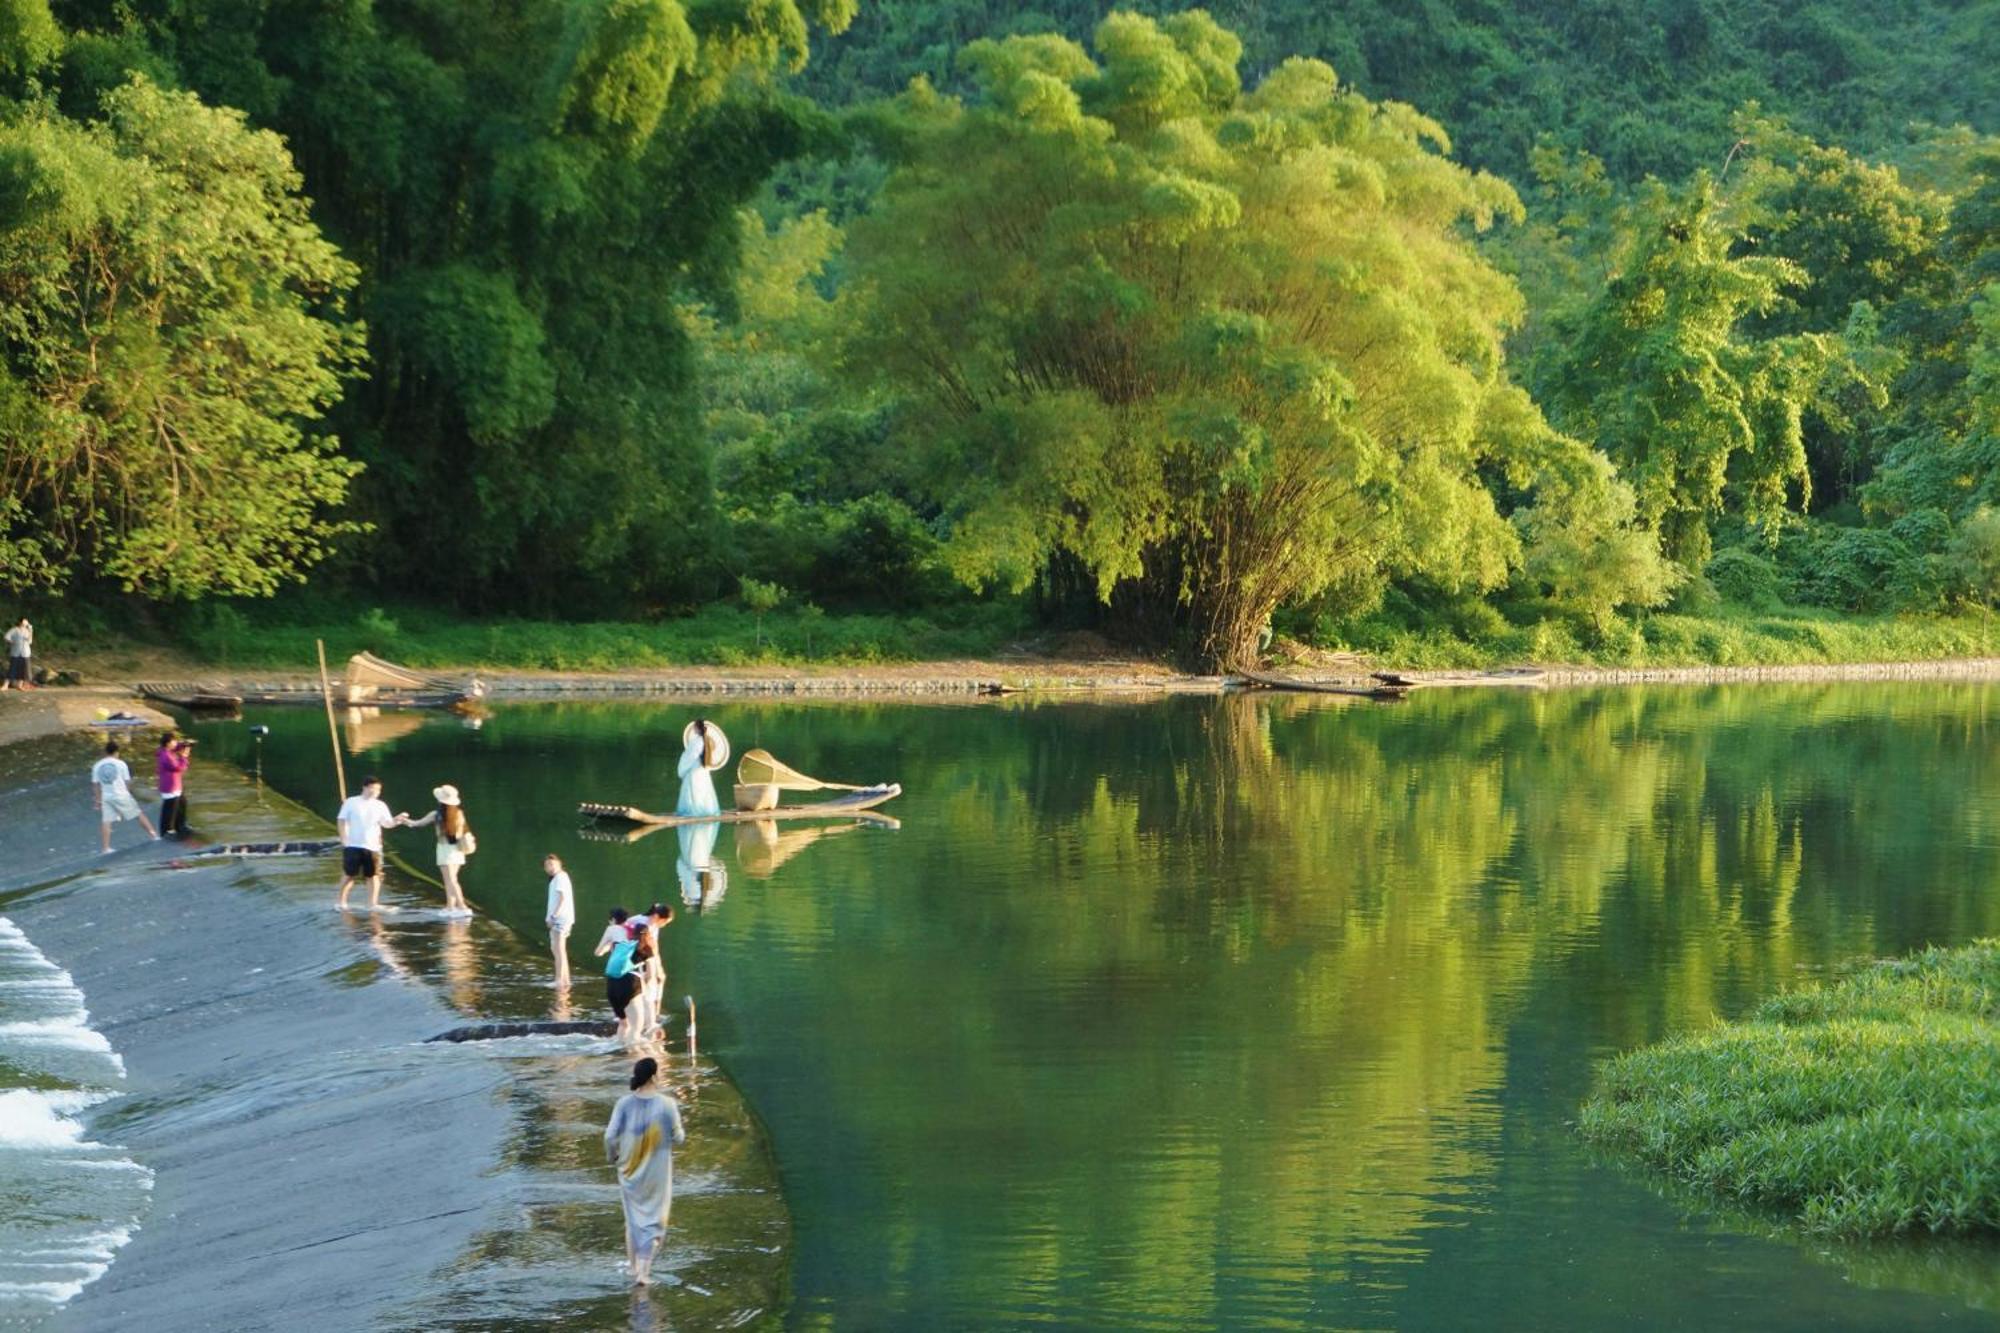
top-left (2, 0), bottom-right (1998, 670)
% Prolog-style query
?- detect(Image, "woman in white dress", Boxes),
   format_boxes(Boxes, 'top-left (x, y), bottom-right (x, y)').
top-left (603, 1057), bottom-right (685, 1286)
top-left (675, 719), bottom-right (725, 817)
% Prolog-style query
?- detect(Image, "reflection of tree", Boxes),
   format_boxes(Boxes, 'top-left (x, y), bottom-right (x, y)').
top-left (204, 687), bottom-right (2000, 1320)
top-left (732, 684), bottom-right (2000, 1319)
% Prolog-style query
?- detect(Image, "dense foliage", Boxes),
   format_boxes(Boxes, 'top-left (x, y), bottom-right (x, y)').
top-left (794, 0), bottom-right (2000, 184)
top-left (2, 1), bottom-right (1998, 665)
top-left (0, 76), bottom-right (362, 596)
top-left (835, 15), bottom-right (1667, 667)
top-left (1581, 940), bottom-right (2000, 1238)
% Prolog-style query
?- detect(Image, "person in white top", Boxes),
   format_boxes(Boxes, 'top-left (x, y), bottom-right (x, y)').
top-left (544, 853), bottom-right (576, 990)
top-left (335, 776), bottom-right (409, 911)
top-left (3, 618), bottom-right (31, 690)
top-left (91, 740), bottom-right (158, 853)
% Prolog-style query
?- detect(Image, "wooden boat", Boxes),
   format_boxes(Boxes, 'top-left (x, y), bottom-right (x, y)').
top-left (338, 652), bottom-right (483, 709)
top-left (1235, 669), bottom-right (1414, 700)
top-left (579, 783), bottom-right (903, 828)
top-left (138, 683), bottom-right (245, 712)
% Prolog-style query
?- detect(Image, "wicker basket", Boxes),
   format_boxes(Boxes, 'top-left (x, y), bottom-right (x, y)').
top-left (734, 782), bottom-right (781, 812)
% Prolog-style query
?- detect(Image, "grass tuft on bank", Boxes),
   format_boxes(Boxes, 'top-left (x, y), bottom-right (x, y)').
top-left (1579, 941), bottom-right (2000, 1238)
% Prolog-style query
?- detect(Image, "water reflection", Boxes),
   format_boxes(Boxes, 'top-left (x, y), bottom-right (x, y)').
top-left (341, 707), bottom-right (427, 753)
top-left (195, 685), bottom-right (2000, 1330)
top-left (675, 823), bottom-right (727, 912)
top-left (733, 818), bottom-right (864, 878)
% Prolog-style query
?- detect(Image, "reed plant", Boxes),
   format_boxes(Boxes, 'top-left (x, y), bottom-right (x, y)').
top-left (1579, 941), bottom-right (2000, 1237)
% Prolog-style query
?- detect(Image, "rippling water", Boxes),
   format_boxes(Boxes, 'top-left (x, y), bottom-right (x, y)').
top-left (0, 917), bottom-right (150, 1318)
top-left (197, 684), bottom-right (2000, 1328)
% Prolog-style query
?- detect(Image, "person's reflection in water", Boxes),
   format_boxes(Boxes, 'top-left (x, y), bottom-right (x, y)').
top-left (675, 821), bottom-right (728, 913)
top-left (438, 913), bottom-right (482, 1014)
top-left (362, 909), bottom-right (417, 982)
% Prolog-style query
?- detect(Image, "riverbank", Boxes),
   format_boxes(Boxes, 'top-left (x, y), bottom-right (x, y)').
top-left (18, 654), bottom-right (2000, 710)
top-left (0, 733), bottom-right (787, 1330)
top-left (1580, 940), bottom-right (2000, 1239)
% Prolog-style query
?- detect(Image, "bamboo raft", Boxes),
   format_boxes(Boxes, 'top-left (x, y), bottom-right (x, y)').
top-left (138, 683), bottom-right (245, 712)
top-left (1235, 669), bottom-right (1417, 700)
top-left (579, 783), bottom-right (903, 828)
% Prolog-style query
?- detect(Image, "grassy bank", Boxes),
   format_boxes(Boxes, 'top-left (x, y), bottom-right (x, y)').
top-left (1301, 602), bottom-right (2000, 670)
top-left (15, 591), bottom-right (2000, 676)
top-left (1579, 941), bottom-right (2000, 1238)
top-left (161, 599), bottom-right (1031, 672)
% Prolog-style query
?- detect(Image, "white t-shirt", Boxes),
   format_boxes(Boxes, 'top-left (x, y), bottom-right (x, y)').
top-left (545, 872), bottom-right (575, 929)
top-left (91, 757), bottom-right (131, 795)
top-left (5, 625), bottom-right (30, 657)
top-left (337, 795), bottom-right (396, 851)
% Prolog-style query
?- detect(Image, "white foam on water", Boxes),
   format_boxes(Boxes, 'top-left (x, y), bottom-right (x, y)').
top-left (0, 916), bottom-right (150, 1314)
top-left (0, 1089), bottom-right (105, 1151)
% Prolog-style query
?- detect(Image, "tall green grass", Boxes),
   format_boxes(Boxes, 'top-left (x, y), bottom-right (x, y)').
top-left (1579, 941), bottom-right (2000, 1238)
top-left (172, 599), bottom-right (1029, 671)
top-left (1310, 601), bottom-right (2000, 669)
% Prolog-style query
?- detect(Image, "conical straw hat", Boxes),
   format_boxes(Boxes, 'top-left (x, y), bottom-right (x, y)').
top-left (682, 720), bottom-right (730, 770)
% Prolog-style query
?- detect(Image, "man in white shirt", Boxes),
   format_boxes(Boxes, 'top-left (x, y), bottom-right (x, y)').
top-left (544, 853), bottom-right (576, 990)
top-left (336, 776), bottom-right (407, 911)
top-left (3, 618), bottom-right (31, 690)
top-left (91, 740), bottom-right (158, 853)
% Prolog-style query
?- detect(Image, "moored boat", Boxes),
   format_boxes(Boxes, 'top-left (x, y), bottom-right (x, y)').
top-left (137, 683), bottom-right (246, 712)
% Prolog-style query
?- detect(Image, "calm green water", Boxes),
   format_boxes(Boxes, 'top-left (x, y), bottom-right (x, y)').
top-left (195, 685), bottom-right (2000, 1329)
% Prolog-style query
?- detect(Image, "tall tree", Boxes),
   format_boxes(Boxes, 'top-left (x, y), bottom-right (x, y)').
top-left (841, 11), bottom-right (1660, 669)
top-left (0, 77), bottom-right (364, 596)
top-left (1538, 175), bottom-right (1847, 570)
top-left (52, 0), bottom-right (860, 608)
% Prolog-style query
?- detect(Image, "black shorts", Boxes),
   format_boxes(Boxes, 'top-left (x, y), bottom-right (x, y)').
top-left (606, 972), bottom-right (638, 1018)
top-left (342, 847), bottom-right (381, 878)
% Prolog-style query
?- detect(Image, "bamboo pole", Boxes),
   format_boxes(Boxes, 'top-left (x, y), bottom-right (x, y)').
top-left (316, 638), bottom-right (348, 805)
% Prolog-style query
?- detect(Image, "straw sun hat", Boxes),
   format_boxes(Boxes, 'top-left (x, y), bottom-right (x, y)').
top-left (432, 784), bottom-right (462, 806)
top-left (682, 720), bottom-right (730, 770)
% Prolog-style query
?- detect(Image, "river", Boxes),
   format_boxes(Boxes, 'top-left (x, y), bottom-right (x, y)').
top-left (188, 683), bottom-right (2000, 1329)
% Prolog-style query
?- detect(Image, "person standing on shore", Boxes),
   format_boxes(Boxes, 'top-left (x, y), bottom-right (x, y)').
top-left (92, 740), bottom-right (158, 852)
top-left (3, 618), bottom-right (31, 690)
top-left (544, 853), bottom-right (575, 989)
top-left (154, 732), bottom-right (193, 839)
top-left (603, 1056), bottom-right (685, 1287)
top-left (405, 786), bottom-right (475, 916)
top-left (335, 776), bottom-right (406, 911)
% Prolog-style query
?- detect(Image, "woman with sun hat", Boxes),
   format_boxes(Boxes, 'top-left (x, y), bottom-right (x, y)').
top-left (674, 718), bottom-right (727, 818)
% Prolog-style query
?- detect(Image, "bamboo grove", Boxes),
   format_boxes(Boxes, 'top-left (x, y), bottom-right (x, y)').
top-left (2, 1), bottom-right (1997, 668)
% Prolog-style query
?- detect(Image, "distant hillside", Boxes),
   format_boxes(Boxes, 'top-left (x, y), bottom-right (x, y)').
top-left (798, 0), bottom-right (2000, 180)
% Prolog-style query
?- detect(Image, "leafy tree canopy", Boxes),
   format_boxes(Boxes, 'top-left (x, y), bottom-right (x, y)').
top-left (841, 10), bottom-right (1669, 668)
top-left (0, 77), bottom-right (364, 597)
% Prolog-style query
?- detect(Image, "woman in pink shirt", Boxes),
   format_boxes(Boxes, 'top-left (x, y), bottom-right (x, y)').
top-left (155, 731), bottom-right (193, 839)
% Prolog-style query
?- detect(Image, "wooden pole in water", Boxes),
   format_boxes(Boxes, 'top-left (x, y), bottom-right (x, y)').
top-left (316, 638), bottom-right (348, 804)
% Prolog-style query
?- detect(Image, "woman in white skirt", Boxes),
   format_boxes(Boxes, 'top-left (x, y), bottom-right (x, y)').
top-left (675, 719), bottom-right (726, 817)
top-left (405, 784), bottom-right (475, 915)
